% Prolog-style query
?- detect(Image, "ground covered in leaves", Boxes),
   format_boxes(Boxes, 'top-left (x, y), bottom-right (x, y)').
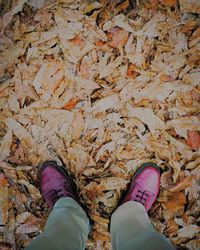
top-left (0, 0), bottom-right (200, 249)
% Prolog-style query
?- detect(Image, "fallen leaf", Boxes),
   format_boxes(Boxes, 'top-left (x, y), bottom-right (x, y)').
top-left (169, 175), bottom-right (194, 192)
top-left (98, 177), bottom-right (128, 192)
top-left (0, 173), bottom-right (9, 225)
top-left (127, 105), bottom-right (165, 133)
top-left (116, 0), bottom-right (130, 12)
top-left (70, 111), bottom-right (84, 140)
top-left (62, 97), bottom-right (79, 110)
top-left (0, 130), bottom-right (12, 161)
top-left (18, 180), bottom-right (41, 199)
top-left (165, 219), bottom-right (179, 236)
top-left (85, 182), bottom-right (104, 201)
top-left (16, 224), bottom-right (39, 234)
top-left (162, 192), bottom-right (186, 218)
top-left (5, 118), bottom-right (34, 148)
top-left (161, 0), bottom-right (177, 7)
top-left (92, 94), bottom-right (122, 113)
top-left (69, 34), bottom-right (84, 47)
top-left (7, 91), bottom-right (20, 113)
top-left (107, 27), bottom-right (129, 48)
top-left (179, 0), bottom-right (200, 14)
top-left (186, 130), bottom-right (200, 149)
top-left (178, 225), bottom-right (200, 238)
top-left (1, 0), bottom-right (28, 34)
top-left (90, 214), bottom-right (109, 225)
top-left (93, 230), bottom-right (110, 241)
top-left (127, 64), bottom-right (140, 79)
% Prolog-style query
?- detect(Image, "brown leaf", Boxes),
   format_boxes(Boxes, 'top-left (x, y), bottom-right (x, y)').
top-left (161, 171), bottom-right (174, 189)
top-left (69, 34), bottom-right (84, 47)
top-left (0, 129), bottom-right (12, 161)
top-left (162, 192), bottom-right (186, 216)
top-left (5, 118), bottom-right (34, 148)
top-left (127, 64), bottom-right (140, 79)
top-left (93, 230), bottom-right (110, 241)
top-left (107, 27), bottom-right (129, 48)
top-left (0, 173), bottom-right (9, 225)
top-left (85, 182), bottom-right (104, 201)
top-left (160, 0), bottom-right (177, 7)
top-left (90, 214), bottom-right (109, 225)
top-left (169, 175), bottom-right (194, 192)
top-left (62, 97), bottom-right (79, 111)
top-left (115, 0), bottom-right (129, 13)
top-left (165, 219), bottom-right (179, 236)
top-left (186, 130), bottom-right (200, 149)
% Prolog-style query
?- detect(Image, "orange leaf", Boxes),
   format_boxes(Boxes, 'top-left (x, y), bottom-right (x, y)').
top-left (69, 35), bottom-right (83, 46)
top-left (159, 74), bottom-right (172, 83)
top-left (62, 97), bottom-right (79, 111)
top-left (165, 219), bottom-right (179, 236)
top-left (163, 192), bottom-right (186, 214)
top-left (179, 19), bottom-right (197, 33)
top-left (186, 130), bottom-right (200, 149)
top-left (116, 0), bottom-right (129, 12)
top-left (0, 173), bottom-right (8, 187)
top-left (149, 0), bottom-right (159, 9)
top-left (161, 0), bottom-right (177, 7)
top-left (169, 176), bottom-right (194, 192)
top-left (93, 231), bottom-right (110, 241)
top-left (95, 40), bottom-right (106, 46)
top-left (127, 64), bottom-right (140, 79)
top-left (107, 27), bottom-right (129, 48)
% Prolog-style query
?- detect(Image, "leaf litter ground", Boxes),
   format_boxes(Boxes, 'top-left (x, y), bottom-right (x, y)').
top-left (0, 0), bottom-right (200, 249)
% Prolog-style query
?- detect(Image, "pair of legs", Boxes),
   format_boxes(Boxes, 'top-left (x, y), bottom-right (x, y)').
top-left (25, 162), bottom-right (174, 250)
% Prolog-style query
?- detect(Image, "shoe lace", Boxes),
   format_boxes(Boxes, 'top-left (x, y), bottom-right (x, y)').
top-left (47, 189), bottom-right (65, 204)
top-left (135, 189), bottom-right (149, 206)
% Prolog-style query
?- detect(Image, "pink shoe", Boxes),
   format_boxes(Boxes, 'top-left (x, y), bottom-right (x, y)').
top-left (121, 162), bottom-right (160, 212)
top-left (39, 161), bottom-right (78, 209)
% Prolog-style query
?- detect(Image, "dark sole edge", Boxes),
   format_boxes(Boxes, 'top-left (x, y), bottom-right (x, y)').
top-left (133, 162), bottom-right (160, 180)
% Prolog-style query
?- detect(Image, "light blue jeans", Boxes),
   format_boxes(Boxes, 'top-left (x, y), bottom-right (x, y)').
top-left (25, 197), bottom-right (174, 250)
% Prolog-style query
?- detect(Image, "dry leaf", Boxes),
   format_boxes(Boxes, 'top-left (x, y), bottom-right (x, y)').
top-left (0, 173), bottom-right (9, 225)
top-left (179, 0), bottom-right (200, 14)
top-left (127, 105), bottom-right (165, 133)
top-left (161, 0), bottom-right (177, 7)
top-left (18, 180), bottom-right (40, 199)
top-left (5, 118), bottom-right (34, 148)
top-left (169, 176), bottom-right (194, 192)
top-left (186, 130), bottom-right (200, 149)
top-left (0, 130), bottom-right (12, 161)
top-left (1, 0), bottom-right (28, 34)
top-left (162, 192), bottom-right (186, 217)
top-left (178, 225), bottom-right (200, 238)
top-left (62, 97), bottom-right (79, 111)
top-left (71, 111), bottom-right (84, 140)
top-left (0, 0), bottom-right (199, 248)
top-left (92, 94), bottom-right (122, 113)
top-left (107, 27), bottom-right (129, 48)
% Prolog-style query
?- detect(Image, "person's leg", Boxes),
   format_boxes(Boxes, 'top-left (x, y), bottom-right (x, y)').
top-left (26, 197), bottom-right (90, 250)
top-left (111, 201), bottom-right (174, 250)
top-left (111, 162), bottom-right (175, 250)
top-left (25, 161), bottom-right (90, 250)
